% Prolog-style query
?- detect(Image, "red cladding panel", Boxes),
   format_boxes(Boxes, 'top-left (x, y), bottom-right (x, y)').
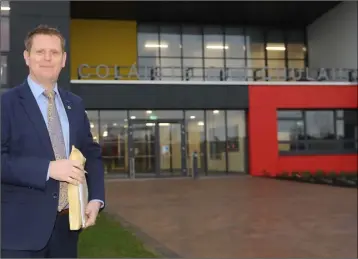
top-left (248, 84), bottom-right (358, 176)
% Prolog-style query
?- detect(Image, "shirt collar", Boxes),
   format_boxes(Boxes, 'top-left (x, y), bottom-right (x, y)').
top-left (27, 75), bottom-right (59, 99)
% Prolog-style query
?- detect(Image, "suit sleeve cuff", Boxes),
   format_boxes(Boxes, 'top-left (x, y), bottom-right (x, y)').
top-left (90, 199), bottom-right (105, 209)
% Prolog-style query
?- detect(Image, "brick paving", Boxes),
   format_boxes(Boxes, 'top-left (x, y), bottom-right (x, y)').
top-left (104, 176), bottom-right (357, 258)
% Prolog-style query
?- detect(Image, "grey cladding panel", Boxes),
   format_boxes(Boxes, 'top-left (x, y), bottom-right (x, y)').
top-left (70, 83), bottom-right (249, 109)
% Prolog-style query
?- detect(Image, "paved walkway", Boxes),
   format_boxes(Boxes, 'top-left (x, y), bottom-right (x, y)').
top-left (105, 176), bottom-right (357, 258)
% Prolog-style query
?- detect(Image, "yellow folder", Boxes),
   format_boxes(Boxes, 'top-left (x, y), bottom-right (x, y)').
top-left (68, 145), bottom-right (88, 230)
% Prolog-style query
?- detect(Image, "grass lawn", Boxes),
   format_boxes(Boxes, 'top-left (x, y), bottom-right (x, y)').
top-left (78, 213), bottom-right (159, 258)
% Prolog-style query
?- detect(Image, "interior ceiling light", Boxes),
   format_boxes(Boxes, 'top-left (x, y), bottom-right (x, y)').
top-left (206, 45), bottom-right (229, 50)
top-left (145, 43), bottom-right (168, 48)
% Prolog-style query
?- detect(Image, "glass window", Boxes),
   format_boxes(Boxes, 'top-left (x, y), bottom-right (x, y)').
top-left (266, 29), bottom-right (285, 59)
top-left (288, 60), bottom-right (305, 69)
top-left (245, 27), bottom-right (265, 59)
top-left (247, 59), bottom-right (265, 80)
top-left (336, 110), bottom-right (358, 140)
top-left (277, 120), bottom-right (305, 141)
top-left (225, 27), bottom-right (245, 58)
top-left (206, 110), bottom-right (226, 172)
top-left (137, 57), bottom-right (160, 80)
top-left (186, 110), bottom-right (205, 171)
top-left (204, 26), bottom-right (224, 58)
top-left (159, 25), bottom-right (181, 57)
top-left (137, 24), bottom-right (159, 57)
top-left (160, 58), bottom-right (182, 80)
top-left (0, 16), bottom-right (10, 52)
top-left (278, 109), bottom-right (357, 153)
top-left (227, 110), bottom-right (246, 172)
top-left (205, 59), bottom-right (224, 81)
top-left (129, 110), bottom-right (183, 120)
top-left (287, 30), bottom-right (306, 59)
top-left (0, 55), bottom-right (7, 85)
top-left (183, 58), bottom-right (203, 81)
top-left (182, 26), bottom-right (202, 58)
top-left (99, 111), bottom-right (128, 174)
top-left (225, 59), bottom-right (246, 80)
top-left (86, 110), bottom-right (100, 143)
top-left (0, 1), bottom-right (10, 15)
top-left (267, 60), bottom-right (286, 80)
top-left (305, 111), bottom-right (335, 140)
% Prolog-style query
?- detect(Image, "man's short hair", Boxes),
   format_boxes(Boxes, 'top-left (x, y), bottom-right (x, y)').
top-left (25, 24), bottom-right (66, 52)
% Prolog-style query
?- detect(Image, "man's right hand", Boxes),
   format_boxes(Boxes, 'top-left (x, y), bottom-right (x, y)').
top-left (49, 159), bottom-right (85, 185)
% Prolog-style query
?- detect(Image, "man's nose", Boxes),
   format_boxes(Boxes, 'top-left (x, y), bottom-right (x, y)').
top-left (44, 52), bottom-right (52, 60)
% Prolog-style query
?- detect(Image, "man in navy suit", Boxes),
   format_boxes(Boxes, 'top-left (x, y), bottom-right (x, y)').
top-left (1, 25), bottom-right (105, 258)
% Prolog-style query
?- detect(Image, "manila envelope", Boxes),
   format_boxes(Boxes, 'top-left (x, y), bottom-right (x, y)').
top-left (68, 145), bottom-right (88, 230)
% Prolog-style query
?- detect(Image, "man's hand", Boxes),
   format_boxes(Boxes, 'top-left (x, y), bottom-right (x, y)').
top-left (49, 159), bottom-right (85, 185)
top-left (84, 200), bottom-right (101, 229)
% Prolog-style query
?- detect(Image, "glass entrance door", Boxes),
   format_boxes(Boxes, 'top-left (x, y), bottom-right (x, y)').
top-left (128, 120), bottom-right (186, 177)
top-left (159, 122), bottom-right (183, 176)
top-left (129, 122), bottom-right (157, 176)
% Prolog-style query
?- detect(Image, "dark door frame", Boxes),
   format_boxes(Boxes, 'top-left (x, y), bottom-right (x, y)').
top-left (128, 119), bottom-right (186, 177)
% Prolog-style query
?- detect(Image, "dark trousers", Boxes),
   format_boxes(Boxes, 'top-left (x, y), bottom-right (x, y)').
top-left (1, 211), bottom-right (80, 258)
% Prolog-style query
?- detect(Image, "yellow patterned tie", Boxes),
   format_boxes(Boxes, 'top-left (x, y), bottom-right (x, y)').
top-left (44, 90), bottom-right (68, 211)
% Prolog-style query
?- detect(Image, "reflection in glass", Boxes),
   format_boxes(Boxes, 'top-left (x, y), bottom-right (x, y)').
top-left (160, 26), bottom-right (181, 57)
top-left (159, 123), bottom-right (182, 175)
top-left (227, 111), bottom-right (246, 172)
top-left (266, 30), bottom-right (285, 59)
top-left (267, 59), bottom-right (286, 80)
top-left (137, 24), bottom-right (159, 57)
top-left (160, 58), bottom-right (182, 80)
top-left (206, 110), bottom-right (226, 172)
top-left (205, 59), bottom-right (224, 81)
top-left (225, 27), bottom-right (245, 58)
top-left (305, 111), bottom-right (335, 139)
top-left (183, 58), bottom-right (203, 81)
top-left (277, 120), bottom-right (305, 141)
top-left (288, 60), bottom-right (305, 69)
top-left (137, 57), bottom-right (160, 80)
top-left (1, 16), bottom-right (10, 52)
top-left (287, 30), bottom-right (306, 59)
top-left (247, 59), bottom-right (265, 80)
top-left (129, 110), bottom-right (183, 120)
top-left (86, 110), bottom-right (100, 143)
top-left (246, 27), bottom-right (265, 59)
top-left (132, 123), bottom-right (156, 173)
top-left (99, 111), bottom-right (128, 174)
top-left (226, 59), bottom-right (246, 80)
top-left (0, 55), bottom-right (8, 85)
top-left (204, 26), bottom-right (224, 58)
top-left (277, 120), bottom-right (305, 151)
top-left (182, 26), bottom-right (203, 58)
top-left (186, 110), bottom-right (205, 173)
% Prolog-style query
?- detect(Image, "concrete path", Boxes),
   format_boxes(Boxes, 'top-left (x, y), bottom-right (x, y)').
top-left (105, 176), bottom-right (357, 258)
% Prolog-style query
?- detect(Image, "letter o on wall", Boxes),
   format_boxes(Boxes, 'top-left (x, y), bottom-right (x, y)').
top-left (96, 64), bottom-right (110, 79)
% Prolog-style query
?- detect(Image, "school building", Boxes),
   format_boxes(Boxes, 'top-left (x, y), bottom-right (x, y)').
top-left (1, 1), bottom-right (357, 178)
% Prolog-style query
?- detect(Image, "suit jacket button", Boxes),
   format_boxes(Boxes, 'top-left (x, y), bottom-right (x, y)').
top-left (53, 193), bottom-right (58, 199)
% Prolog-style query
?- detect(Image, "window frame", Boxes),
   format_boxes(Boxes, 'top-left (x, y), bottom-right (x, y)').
top-left (136, 23), bottom-right (308, 82)
top-left (277, 109), bottom-right (358, 155)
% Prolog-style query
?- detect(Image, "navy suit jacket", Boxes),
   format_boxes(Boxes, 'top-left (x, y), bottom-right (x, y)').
top-left (1, 81), bottom-right (105, 251)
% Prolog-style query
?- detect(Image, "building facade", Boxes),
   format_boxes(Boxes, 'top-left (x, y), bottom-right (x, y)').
top-left (1, 1), bottom-right (357, 178)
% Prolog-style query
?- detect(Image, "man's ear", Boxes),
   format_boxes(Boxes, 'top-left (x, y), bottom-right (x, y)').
top-left (23, 50), bottom-right (30, 66)
top-left (62, 52), bottom-right (67, 68)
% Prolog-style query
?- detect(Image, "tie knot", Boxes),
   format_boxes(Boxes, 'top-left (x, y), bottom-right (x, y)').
top-left (44, 90), bottom-right (55, 100)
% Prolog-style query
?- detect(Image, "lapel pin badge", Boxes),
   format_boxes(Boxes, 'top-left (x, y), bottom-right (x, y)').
top-left (67, 105), bottom-right (71, 110)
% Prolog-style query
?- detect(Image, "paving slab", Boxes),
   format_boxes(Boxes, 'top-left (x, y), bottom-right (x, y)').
top-left (104, 176), bottom-right (357, 258)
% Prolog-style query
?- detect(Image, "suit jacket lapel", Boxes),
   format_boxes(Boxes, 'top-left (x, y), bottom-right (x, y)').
top-left (59, 89), bottom-right (76, 151)
top-left (18, 81), bottom-right (55, 160)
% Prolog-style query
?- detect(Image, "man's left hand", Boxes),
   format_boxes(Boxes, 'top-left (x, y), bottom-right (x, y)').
top-left (84, 200), bottom-right (101, 228)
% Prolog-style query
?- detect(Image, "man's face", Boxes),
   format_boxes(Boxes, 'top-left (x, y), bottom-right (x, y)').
top-left (24, 34), bottom-right (66, 83)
